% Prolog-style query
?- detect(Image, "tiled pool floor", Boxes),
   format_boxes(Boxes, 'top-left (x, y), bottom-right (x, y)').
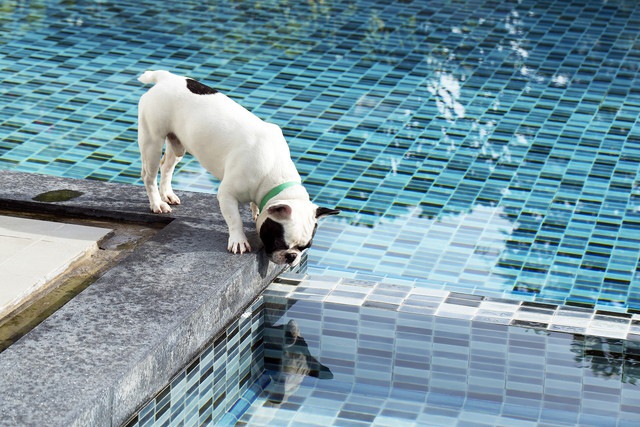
top-left (2, 0), bottom-right (639, 310)
top-left (0, 214), bottom-right (111, 319)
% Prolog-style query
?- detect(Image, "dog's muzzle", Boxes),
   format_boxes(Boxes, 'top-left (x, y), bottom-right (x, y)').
top-left (268, 250), bottom-right (301, 266)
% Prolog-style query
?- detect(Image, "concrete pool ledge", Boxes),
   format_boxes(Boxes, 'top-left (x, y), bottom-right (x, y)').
top-left (0, 171), bottom-right (284, 426)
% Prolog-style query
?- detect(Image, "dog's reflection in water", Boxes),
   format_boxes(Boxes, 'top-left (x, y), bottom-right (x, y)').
top-left (266, 319), bottom-right (333, 405)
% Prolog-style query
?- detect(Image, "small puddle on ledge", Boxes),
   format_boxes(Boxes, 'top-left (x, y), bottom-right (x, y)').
top-left (32, 189), bottom-right (84, 202)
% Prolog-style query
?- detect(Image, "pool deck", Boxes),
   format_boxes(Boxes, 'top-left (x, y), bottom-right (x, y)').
top-left (0, 215), bottom-right (112, 319)
top-left (0, 170), bottom-right (283, 426)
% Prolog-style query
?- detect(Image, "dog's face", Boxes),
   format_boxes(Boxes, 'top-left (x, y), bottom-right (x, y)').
top-left (256, 201), bottom-right (339, 266)
top-left (266, 319), bottom-right (333, 405)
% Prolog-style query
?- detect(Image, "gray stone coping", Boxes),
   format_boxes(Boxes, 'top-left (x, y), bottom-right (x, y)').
top-left (0, 171), bottom-right (283, 426)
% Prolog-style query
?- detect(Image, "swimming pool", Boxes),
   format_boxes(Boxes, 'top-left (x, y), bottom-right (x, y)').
top-left (2, 0), bottom-right (639, 311)
top-left (3, 0), bottom-right (640, 425)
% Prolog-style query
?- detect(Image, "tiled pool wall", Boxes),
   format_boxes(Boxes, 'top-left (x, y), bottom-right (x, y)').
top-left (3, 0), bottom-right (640, 311)
top-left (124, 297), bottom-right (266, 427)
top-left (268, 275), bottom-right (640, 342)
top-left (128, 275), bottom-right (640, 426)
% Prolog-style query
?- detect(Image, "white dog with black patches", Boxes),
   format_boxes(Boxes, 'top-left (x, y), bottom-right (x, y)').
top-left (137, 70), bottom-right (339, 266)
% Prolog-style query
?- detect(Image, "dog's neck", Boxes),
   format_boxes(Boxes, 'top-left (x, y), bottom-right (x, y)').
top-left (255, 159), bottom-right (307, 207)
top-left (258, 181), bottom-right (309, 210)
top-left (259, 182), bottom-right (301, 211)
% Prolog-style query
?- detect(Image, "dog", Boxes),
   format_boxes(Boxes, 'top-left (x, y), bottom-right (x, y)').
top-left (265, 319), bottom-right (333, 405)
top-left (137, 70), bottom-right (339, 265)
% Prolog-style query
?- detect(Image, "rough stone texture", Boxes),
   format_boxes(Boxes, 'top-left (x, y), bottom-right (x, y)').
top-left (0, 171), bottom-right (283, 426)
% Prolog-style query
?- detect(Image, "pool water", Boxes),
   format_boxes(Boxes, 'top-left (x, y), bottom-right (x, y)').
top-left (3, 0), bottom-right (640, 425)
top-left (235, 282), bottom-right (640, 426)
top-left (1, 0), bottom-right (639, 310)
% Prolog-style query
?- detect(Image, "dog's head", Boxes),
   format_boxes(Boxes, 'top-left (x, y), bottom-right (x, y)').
top-left (266, 319), bottom-right (333, 405)
top-left (256, 200), bottom-right (339, 266)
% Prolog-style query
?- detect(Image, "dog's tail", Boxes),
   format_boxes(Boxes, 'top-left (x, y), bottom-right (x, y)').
top-left (138, 70), bottom-right (173, 85)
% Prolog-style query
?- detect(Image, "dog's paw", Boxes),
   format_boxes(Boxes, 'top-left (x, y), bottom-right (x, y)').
top-left (227, 234), bottom-right (252, 254)
top-left (162, 192), bottom-right (181, 205)
top-left (151, 201), bottom-right (172, 214)
top-left (250, 202), bottom-right (260, 222)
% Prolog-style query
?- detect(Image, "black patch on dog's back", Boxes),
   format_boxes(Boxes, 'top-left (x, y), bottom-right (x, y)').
top-left (186, 78), bottom-right (218, 95)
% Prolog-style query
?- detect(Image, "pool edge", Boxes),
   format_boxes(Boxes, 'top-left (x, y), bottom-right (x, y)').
top-left (0, 171), bottom-right (284, 426)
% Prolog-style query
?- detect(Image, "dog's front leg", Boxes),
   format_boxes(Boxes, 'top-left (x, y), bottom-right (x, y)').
top-left (217, 189), bottom-right (252, 254)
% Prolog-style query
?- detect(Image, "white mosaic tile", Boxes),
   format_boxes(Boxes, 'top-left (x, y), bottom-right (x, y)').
top-left (513, 308), bottom-right (555, 324)
top-left (473, 310), bottom-right (515, 325)
top-left (478, 300), bottom-right (521, 313)
top-left (435, 303), bottom-right (478, 320)
top-left (408, 288), bottom-right (450, 299)
top-left (586, 316), bottom-right (632, 339)
top-left (325, 293), bottom-right (367, 306)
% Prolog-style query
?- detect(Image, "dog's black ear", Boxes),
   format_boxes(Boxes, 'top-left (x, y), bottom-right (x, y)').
top-left (268, 204), bottom-right (292, 220)
top-left (315, 207), bottom-right (340, 220)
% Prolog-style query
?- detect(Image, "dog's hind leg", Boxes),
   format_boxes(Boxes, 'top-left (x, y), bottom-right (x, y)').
top-left (160, 133), bottom-right (185, 205)
top-left (138, 121), bottom-right (172, 213)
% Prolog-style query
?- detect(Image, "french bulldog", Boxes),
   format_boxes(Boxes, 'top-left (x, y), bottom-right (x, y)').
top-left (137, 70), bottom-right (339, 265)
top-left (266, 319), bottom-right (333, 405)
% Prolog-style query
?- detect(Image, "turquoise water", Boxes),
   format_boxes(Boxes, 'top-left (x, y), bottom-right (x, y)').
top-left (8, 1), bottom-right (639, 426)
top-left (1, 0), bottom-right (640, 311)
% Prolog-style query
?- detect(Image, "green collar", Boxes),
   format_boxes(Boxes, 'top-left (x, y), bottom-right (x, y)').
top-left (259, 182), bottom-right (301, 211)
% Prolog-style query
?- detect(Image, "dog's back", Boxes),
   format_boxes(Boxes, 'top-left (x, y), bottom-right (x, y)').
top-left (137, 70), bottom-right (290, 184)
top-left (138, 70), bottom-right (277, 168)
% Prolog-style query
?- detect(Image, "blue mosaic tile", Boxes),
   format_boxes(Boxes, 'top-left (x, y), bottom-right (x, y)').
top-left (2, 0), bottom-right (640, 310)
top-left (124, 299), bottom-right (265, 427)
